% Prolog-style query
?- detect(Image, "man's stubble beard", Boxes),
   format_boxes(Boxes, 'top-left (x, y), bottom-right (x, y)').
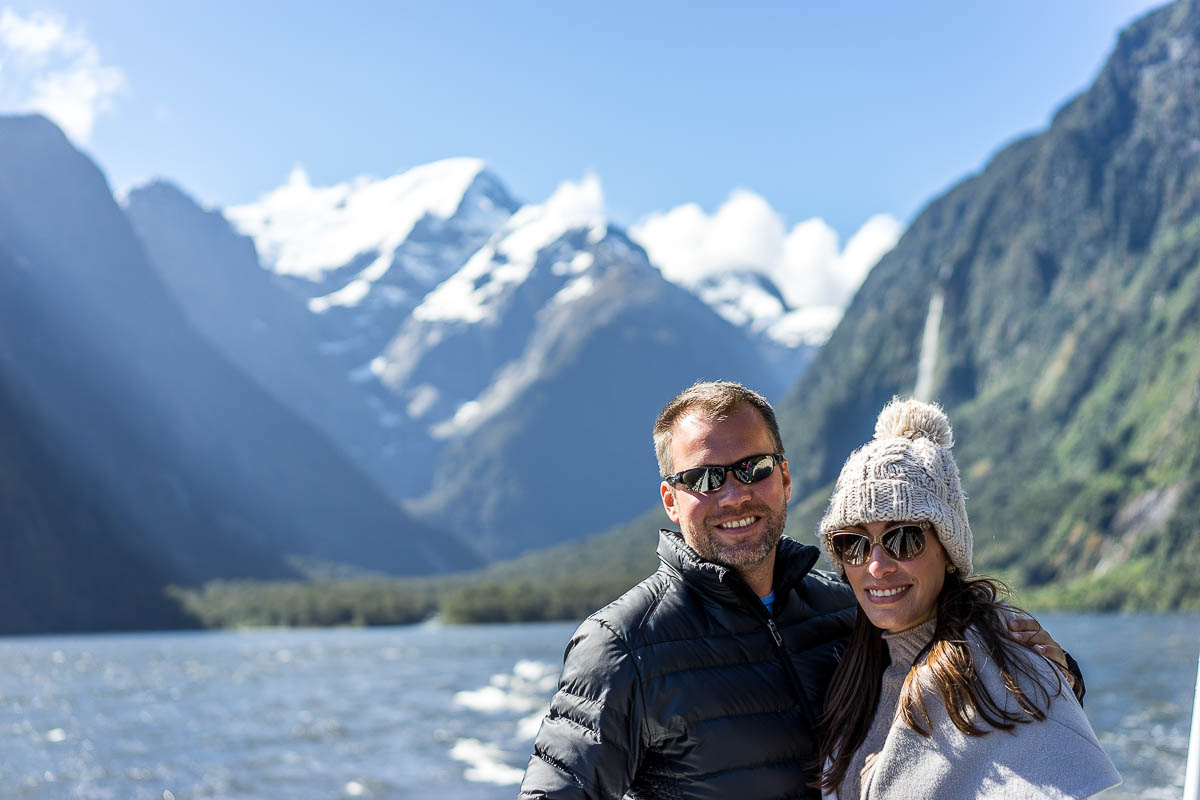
top-left (682, 502), bottom-right (788, 570)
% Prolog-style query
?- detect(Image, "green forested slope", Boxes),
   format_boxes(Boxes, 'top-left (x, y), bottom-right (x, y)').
top-left (169, 509), bottom-right (668, 628)
top-left (779, 0), bottom-right (1200, 609)
top-left (438, 508), bottom-right (667, 622)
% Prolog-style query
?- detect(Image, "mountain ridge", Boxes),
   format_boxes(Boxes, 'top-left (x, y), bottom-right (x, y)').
top-left (0, 115), bottom-right (480, 632)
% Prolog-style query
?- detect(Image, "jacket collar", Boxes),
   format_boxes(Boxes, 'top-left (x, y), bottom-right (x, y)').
top-left (657, 528), bottom-right (821, 607)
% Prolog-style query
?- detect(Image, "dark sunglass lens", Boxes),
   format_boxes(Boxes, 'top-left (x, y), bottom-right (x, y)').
top-left (748, 455), bottom-right (777, 482)
top-left (676, 468), bottom-right (704, 492)
top-left (884, 525), bottom-right (927, 560)
top-left (833, 534), bottom-right (870, 566)
top-left (732, 455), bottom-right (776, 484)
top-left (680, 466), bottom-right (725, 493)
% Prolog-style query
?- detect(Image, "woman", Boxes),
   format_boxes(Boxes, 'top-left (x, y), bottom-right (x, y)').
top-left (815, 398), bottom-right (1119, 799)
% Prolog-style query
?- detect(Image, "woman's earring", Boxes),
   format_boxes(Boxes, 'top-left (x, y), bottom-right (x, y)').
top-left (946, 564), bottom-right (956, 574)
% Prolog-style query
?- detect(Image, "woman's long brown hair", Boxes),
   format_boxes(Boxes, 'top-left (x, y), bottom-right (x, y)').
top-left (815, 574), bottom-right (1063, 793)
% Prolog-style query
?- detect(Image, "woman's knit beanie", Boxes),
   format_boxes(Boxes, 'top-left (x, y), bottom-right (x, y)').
top-left (817, 397), bottom-right (972, 576)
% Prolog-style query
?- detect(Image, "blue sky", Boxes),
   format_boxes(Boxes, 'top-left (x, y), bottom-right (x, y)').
top-left (0, 0), bottom-right (1167, 241)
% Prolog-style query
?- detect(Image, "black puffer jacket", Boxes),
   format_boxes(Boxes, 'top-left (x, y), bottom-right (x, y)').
top-left (518, 530), bottom-right (857, 800)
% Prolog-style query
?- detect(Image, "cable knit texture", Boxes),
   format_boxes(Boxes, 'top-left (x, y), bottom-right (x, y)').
top-left (826, 618), bottom-right (1121, 799)
top-left (818, 398), bottom-right (973, 576)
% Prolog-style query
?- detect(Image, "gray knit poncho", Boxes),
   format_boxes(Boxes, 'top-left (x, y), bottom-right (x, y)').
top-left (829, 618), bottom-right (1120, 800)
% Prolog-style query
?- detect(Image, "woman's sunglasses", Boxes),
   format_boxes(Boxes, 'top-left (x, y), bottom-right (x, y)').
top-left (828, 521), bottom-right (931, 567)
top-left (664, 453), bottom-right (784, 494)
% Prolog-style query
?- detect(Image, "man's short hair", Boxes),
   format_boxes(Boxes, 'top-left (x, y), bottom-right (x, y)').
top-left (652, 381), bottom-right (785, 477)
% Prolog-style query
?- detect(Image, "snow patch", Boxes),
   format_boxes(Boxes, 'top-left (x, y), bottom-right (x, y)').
top-left (692, 271), bottom-right (842, 346)
top-left (697, 276), bottom-right (786, 328)
top-left (552, 274), bottom-right (595, 305)
top-left (225, 158), bottom-right (487, 279)
top-left (413, 174), bottom-right (606, 325)
top-left (309, 278), bottom-right (371, 313)
top-left (411, 247), bottom-right (496, 324)
top-left (766, 305), bottom-right (843, 347)
top-left (442, 400), bottom-right (482, 431)
top-left (429, 352), bottom-right (543, 440)
top-left (406, 384), bottom-right (439, 419)
top-left (552, 251), bottom-right (594, 276)
top-left (499, 173), bottom-right (605, 269)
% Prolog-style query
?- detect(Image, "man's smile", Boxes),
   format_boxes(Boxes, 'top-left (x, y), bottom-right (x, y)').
top-left (716, 515), bottom-right (759, 530)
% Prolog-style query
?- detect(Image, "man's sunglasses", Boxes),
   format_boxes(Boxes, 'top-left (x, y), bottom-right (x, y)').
top-left (664, 453), bottom-right (784, 494)
top-left (828, 521), bottom-right (931, 567)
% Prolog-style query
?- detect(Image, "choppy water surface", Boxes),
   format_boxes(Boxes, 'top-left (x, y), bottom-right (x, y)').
top-left (0, 613), bottom-right (1195, 798)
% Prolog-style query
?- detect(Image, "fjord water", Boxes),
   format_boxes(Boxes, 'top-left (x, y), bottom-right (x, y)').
top-left (1, 614), bottom-right (1195, 799)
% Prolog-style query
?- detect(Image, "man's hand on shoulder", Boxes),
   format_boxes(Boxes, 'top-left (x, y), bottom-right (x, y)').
top-left (1007, 615), bottom-right (1085, 701)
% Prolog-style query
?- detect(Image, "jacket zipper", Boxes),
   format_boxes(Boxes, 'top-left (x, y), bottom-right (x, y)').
top-left (767, 617), bottom-right (784, 646)
top-left (763, 609), bottom-right (821, 735)
top-left (728, 573), bottom-right (821, 730)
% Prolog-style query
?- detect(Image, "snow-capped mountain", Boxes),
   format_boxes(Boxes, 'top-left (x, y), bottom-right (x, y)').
top-left (226, 159), bottom-right (518, 368)
top-left (404, 217), bottom-right (786, 558)
top-left (373, 174), bottom-right (612, 437)
top-left (130, 160), bottom-right (797, 559)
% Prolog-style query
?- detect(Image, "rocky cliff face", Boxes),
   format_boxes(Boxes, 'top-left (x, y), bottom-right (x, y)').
top-left (779, 0), bottom-right (1200, 607)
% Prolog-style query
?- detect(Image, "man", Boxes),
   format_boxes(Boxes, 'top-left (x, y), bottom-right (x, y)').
top-left (518, 381), bottom-right (1075, 800)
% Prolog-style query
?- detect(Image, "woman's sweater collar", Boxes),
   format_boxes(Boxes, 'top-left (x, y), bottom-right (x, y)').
top-left (882, 616), bottom-right (938, 667)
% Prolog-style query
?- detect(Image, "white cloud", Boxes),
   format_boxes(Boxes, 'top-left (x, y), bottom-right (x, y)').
top-left (630, 190), bottom-right (902, 311)
top-left (0, 9), bottom-right (83, 59)
top-left (0, 9), bottom-right (123, 144)
top-left (840, 213), bottom-right (906, 290)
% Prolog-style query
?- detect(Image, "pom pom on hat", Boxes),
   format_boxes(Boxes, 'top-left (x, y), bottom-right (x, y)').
top-left (874, 398), bottom-right (954, 447)
top-left (818, 397), bottom-right (972, 576)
